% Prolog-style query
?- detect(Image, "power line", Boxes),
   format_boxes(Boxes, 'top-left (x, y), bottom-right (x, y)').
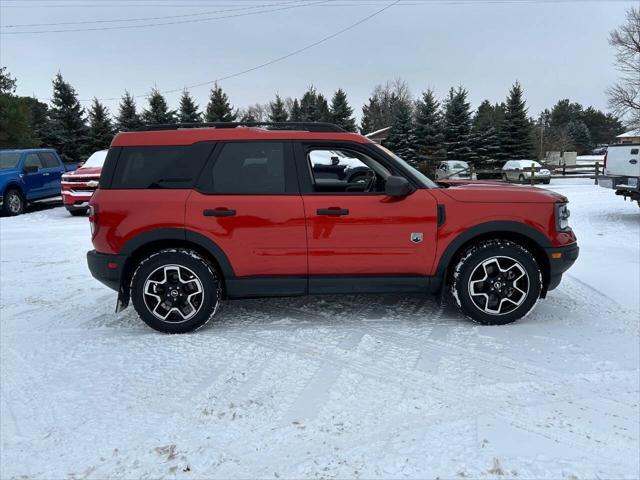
top-left (1, 0), bottom-right (302, 28)
top-left (0, 0), bottom-right (329, 33)
top-left (45, 0), bottom-right (400, 103)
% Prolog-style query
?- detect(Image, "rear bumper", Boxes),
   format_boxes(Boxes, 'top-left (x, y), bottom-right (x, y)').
top-left (545, 243), bottom-right (579, 291)
top-left (598, 175), bottom-right (639, 191)
top-left (87, 250), bottom-right (126, 291)
top-left (62, 189), bottom-right (95, 206)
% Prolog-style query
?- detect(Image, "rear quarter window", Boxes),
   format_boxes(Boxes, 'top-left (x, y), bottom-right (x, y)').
top-left (109, 143), bottom-right (213, 189)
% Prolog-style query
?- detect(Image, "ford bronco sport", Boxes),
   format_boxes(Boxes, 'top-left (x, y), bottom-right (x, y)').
top-left (87, 122), bottom-right (579, 333)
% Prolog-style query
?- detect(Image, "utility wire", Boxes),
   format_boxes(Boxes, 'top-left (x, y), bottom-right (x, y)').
top-left (0, 0), bottom-right (329, 34)
top-left (1, 0), bottom-right (301, 28)
top-left (53, 0), bottom-right (400, 102)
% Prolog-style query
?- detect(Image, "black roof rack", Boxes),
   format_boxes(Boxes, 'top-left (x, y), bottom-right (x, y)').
top-left (132, 121), bottom-right (346, 133)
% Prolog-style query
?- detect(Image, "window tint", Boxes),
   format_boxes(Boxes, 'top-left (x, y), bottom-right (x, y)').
top-left (0, 153), bottom-right (21, 170)
top-left (24, 153), bottom-right (44, 170)
top-left (210, 142), bottom-right (287, 194)
top-left (38, 152), bottom-right (59, 168)
top-left (111, 144), bottom-right (212, 189)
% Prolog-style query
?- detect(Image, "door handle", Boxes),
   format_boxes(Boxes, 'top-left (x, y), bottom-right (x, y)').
top-left (317, 208), bottom-right (349, 216)
top-left (203, 208), bottom-right (236, 217)
top-left (630, 159), bottom-right (638, 164)
top-left (42, 172), bottom-right (50, 176)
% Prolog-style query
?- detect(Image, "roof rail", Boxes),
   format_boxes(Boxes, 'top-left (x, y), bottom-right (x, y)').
top-left (132, 121), bottom-right (346, 133)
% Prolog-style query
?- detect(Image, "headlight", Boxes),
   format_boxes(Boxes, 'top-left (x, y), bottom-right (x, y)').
top-left (555, 203), bottom-right (571, 231)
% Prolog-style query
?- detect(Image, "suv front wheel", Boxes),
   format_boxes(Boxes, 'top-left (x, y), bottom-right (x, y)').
top-left (451, 240), bottom-right (542, 325)
top-left (130, 248), bottom-right (222, 333)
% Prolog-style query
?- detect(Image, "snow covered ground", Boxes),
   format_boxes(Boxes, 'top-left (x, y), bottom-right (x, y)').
top-left (0, 179), bottom-right (638, 479)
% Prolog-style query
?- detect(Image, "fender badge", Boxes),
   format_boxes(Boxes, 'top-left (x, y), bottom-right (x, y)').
top-left (410, 233), bottom-right (423, 244)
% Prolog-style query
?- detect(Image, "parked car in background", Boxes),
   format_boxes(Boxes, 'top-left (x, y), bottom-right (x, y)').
top-left (87, 121), bottom-right (578, 333)
top-left (502, 160), bottom-right (551, 184)
top-left (61, 150), bottom-right (107, 215)
top-left (435, 160), bottom-right (477, 180)
top-left (598, 144), bottom-right (640, 206)
top-left (0, 149), bottom-right (76, 216)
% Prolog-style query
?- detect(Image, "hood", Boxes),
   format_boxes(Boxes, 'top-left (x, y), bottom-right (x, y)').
top-left (63, 166), bottom-right (102, 177)
top-left (438, 180), bottom-right (567, 203)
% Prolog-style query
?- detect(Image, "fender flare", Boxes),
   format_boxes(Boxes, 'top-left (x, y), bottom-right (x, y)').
top-left (119, 228), bottom-right (236, 279)
top-left (1, 182), bottom-right (25, 198)
top-left (434, 220), bottom-right (552, 279)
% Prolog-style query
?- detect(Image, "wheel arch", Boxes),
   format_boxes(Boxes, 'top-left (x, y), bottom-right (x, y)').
top-left (435, 221), bottom-right (552, 296)
top-left (2, 182), bottom-right (25, 198)
top-left (118, 228), bottom-right (235, 299)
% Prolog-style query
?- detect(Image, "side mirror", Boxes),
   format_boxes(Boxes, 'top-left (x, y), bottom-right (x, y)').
top-left (23, 165), bottom-right (38, 174)
top-left (385, 175), bottom-right (413, 197)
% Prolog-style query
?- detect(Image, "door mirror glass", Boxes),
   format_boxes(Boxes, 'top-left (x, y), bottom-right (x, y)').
top-left (23, 165), bottom-right (39, 174)
top-left (385, 175), bottom-right (413, 197)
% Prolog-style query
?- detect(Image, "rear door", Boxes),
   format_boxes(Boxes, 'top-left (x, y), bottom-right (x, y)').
top-left (186, 141), bottom-right (307, 283)
top-left (21, 153), bottom-right (47, 199)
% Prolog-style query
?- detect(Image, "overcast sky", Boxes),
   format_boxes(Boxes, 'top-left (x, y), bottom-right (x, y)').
top-left (0, 0), bottom-right (634, 121)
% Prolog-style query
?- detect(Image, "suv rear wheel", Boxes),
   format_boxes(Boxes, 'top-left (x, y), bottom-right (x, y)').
top-left (451, 240), bottom-right (542, 325)
top-left (130, 248), bottom-right (222, 333)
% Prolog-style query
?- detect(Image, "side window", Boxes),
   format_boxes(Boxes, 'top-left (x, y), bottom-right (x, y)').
top-left (38, 152), bottom-right (60, 168)
top-left (111, 144), bottom-right (212, 189)
top-left (210, 142), bottom-right (288, 194)
top-left (306, 148), bottom-right (390, 193)
top-left (24, 153), bottom-right (44, 170)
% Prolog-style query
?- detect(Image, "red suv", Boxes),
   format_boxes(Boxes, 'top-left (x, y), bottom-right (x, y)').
top-left (87, 122), bottom-right (578, 333)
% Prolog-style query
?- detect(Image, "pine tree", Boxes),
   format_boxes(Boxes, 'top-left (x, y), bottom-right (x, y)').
top-left (41, 73), bottom-right (89, 163)
top-left (268, 94), bottom-right (289, 122)
top-left (470, 100), bottom-right (503, 166)
top-left (289, 98), bottom-right (302, 122)
top-left (205, 83), bottom-right (236, 122)
top-left (300, 87), bottom-right (319, 121)
top-left (87, 98), bottom-right (115, 152)
top-left (501, 82), bottom-right (535, 159)
top-left (414, 89), bottom-right (445, 164)
top-left (315, 93), bottom-right (332, 122)
top-left (116, 91), bottom-right (142, 130)
top-left (329, 89), bottom-right (356, 132)
top-left (178, 90), bottom-right (201, 123)
top-left (566, 120), bottom-right (593, 154)
top-left (382, 100), bottom-right (418, 165)
top-left (442, 86), bottom-right (473, 161)
top-left (360, 94), bottom-right (385, 134)
top-left (141, 89), bottom-right (176, 125)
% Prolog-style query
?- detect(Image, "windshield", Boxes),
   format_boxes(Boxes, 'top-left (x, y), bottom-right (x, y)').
top-left (83, 150), bottom-right (108, 168)
top-left (374, 145), bottom-right (438, 188)
top-left (0, 153), bottom-right (21, 170)
top-left (449, 161), bottom-right (468, 169)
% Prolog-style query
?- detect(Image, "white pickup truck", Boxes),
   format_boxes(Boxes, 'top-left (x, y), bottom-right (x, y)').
top-left (598, 144), bottom-right (640, 206)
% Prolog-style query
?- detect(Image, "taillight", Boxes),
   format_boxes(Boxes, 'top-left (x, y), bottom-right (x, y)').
top-left (88, 204), bottom-right (98, 238)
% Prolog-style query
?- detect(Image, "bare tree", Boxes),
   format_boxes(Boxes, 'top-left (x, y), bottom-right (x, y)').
top-left (607, 7), bottom-right (640, 129)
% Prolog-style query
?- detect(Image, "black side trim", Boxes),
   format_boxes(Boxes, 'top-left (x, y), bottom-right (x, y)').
top-left (119, 228), bottom-right (236, 279)
top-left (226, 277), bottom-right (307, 298)
top-left (87, 250), bottom-right (126, 291)
top-left (434, 221), bottom-right (553, 282)
top-left (545, 243), bottom-right (579, 291)
top-left (437, 204), bottom-right (446, 227)
top-left (309, 276), bottom-right (431, 295)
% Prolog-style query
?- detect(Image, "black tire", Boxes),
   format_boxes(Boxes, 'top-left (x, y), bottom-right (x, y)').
top-left (502, 173), bottom-right (508, 182)
top-left (451, 239), bottom-right (542, 325)
top-left (518, 174), bottom-right (525, 184)
top-left (130, 248), bottom-right (222, 333)
top-left (67, 208), bottom-right (89, 216)
top-left (543, 179), bottom-right (551, 185)
top-left (2, 188), bottom-right (25, 216)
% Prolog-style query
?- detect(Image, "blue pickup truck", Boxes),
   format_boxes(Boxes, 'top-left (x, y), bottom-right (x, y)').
top-left (0, 149), bottom-right (77, 216)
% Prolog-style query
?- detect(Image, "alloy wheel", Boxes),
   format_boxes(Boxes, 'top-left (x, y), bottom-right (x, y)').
top-left (468, 256), bottom-right (529, 315)
top-left (7, 192), bottom-right (22, 214)
top-left (143, 264), bottom-right (204, 323)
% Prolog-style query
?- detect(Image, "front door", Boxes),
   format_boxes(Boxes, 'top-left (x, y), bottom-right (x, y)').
top-left (186, 141), bottom-right (307, 286)
top-left (21, 153), bottom-right (47, 199)
top-left (296, 143), bottom-right (438, 279)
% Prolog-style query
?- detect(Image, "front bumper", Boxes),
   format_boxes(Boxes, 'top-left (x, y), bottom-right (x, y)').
top-left (87, 250), bottom-right (126, 292)
top-left (545, 243), bottom-right (579, 292)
